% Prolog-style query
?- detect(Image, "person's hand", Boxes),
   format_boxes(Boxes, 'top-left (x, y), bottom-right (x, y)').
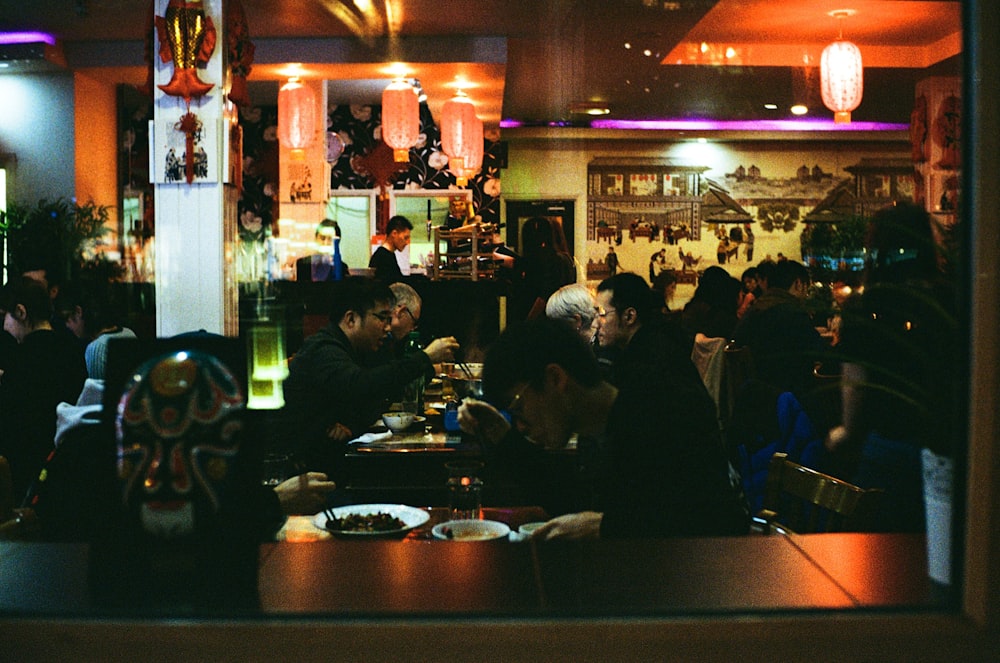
top-left (326, 422), bottom-right (353, 442)
top-left (272, 472), bottom-right (338, 515)
top-left (825, 425), bottom-right (851, 452)
top-left (457, 398), bottom-right (511, 445)
top-left (530, 511), bottom-right (603, 541)
top-left (423, 336), bottom-right (459, 364)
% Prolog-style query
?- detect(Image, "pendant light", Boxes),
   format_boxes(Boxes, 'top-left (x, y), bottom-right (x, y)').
top-left (441, 90), bottom-right (482, 187)
top-left (277, 77), bottom-right (317, 156)
top-left (454, 114), bottom-right (484, 187)
top-left (820, 10), bottom-right (863, 124)
top-left (381, 77), bottom-right (420, 162)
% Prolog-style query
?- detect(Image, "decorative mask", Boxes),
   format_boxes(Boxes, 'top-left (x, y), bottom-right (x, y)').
top-left (116, 350), bottom-right (245, 539)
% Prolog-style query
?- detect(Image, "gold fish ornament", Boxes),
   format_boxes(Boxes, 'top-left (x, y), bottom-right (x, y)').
top-left (155, 0), bottom-right (217, 103)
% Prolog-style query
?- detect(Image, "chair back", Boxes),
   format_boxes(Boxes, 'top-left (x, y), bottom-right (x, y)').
top-left (721, 342), bottom-right (755, 428)
top-left (754, 452), bottom-right (883, 534)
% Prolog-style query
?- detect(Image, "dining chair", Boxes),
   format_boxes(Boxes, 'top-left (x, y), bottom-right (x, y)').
top-left (752, 452), bottom-right (884, 535)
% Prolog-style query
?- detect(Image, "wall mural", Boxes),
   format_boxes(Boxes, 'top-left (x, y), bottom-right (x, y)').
top-left (583, 152), bottom-right (917, 287)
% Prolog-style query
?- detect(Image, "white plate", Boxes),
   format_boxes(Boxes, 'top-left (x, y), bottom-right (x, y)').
top-left (314, 504), bottom-right (430, 538)
top-left (432, 519), bottom-right (510, 541)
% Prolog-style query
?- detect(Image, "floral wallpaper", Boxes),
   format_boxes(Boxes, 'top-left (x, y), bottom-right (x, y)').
top-left (236, 101), bottom-right (503, 278)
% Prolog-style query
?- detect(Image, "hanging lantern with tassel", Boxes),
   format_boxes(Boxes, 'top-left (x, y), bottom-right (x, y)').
top-left (381, 78), bottom-right (419, 162)
top-left (820, 10), bottom-right (863, 124)
top-left (454, 114), bottom-right (484, 187)
top-left (441, 90), bottom-right (477, 168)
top-left (278, 77), bottom-right (316, 158)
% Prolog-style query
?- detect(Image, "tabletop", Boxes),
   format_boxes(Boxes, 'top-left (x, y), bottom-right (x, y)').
top-left (0, 531), bottom-right (937, 618)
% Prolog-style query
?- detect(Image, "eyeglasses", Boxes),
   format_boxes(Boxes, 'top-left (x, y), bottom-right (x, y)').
top-left (370, 310), bottom-right (393, 325)
top-left (399, 306), bottom-right (419, 327)
top-left (504, 383), bottom-right (530, 417)
top-left (594, 306), bottom-right (616, 319)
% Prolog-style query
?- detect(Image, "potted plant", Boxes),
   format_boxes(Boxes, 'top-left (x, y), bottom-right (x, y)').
top-left (0, 197), bottom-right (121, 285)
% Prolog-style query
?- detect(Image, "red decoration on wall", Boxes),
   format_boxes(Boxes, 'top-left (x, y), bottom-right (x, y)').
top-left (176, 112), bottom-right (203, 184)
top-left (354, 141), bottom-right (410, 233)
top-left (933, 95), bottom-right (961, 170)
top-left (155, 0), bottom-right (217, 104)
top-left (225, 0), bottom-right (255, 108)
top-left (909, 94), bottom-right (928, 164)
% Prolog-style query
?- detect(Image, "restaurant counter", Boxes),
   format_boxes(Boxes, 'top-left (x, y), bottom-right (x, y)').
top-left (0, 530), bottom-right (939, 619)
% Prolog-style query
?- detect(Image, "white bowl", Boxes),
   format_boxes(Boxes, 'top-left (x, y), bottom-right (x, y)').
top-left (432, 519), bottom-right (510, 541)
top-left (382, 411), bottom-right (415, 433)
top-left (517, 521), bottom-right (547, 537)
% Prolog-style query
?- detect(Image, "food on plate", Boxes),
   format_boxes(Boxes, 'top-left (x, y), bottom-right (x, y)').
top-left (326, 511), bottom-right (407, 532)
top-left (444, 528), bottom-right (496, 541)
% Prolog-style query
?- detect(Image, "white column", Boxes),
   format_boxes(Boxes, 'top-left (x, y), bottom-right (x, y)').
top-left (151, 0), bottom-right (238, 336)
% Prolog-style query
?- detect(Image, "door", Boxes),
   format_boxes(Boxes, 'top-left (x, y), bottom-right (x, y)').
top-left (505, 200), bottom-right (575, 259)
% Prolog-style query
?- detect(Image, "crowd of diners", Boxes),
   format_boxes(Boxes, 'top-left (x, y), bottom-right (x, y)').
top-left (0, 204), bottom-right (956, 542)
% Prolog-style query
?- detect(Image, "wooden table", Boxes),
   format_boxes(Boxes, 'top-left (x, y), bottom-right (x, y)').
top-left (0, 532), bottom-right (936, 618)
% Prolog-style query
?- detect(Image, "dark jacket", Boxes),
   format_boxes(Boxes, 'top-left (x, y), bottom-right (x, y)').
top-left (281, 323), bottom-right (434, 477)
top-left (0, 329), bottom-right (87, 500)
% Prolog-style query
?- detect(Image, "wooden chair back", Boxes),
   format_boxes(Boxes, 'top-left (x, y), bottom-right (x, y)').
top-left (721, 342), bottom-right (755, 429)
top-left (754, 452), bottom-right (884, 535)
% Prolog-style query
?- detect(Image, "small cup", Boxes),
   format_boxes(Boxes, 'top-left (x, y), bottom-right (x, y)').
top-left (445, 461), bottom-right (484, 520)
top-left (260, 453), bottom-right (291, 487)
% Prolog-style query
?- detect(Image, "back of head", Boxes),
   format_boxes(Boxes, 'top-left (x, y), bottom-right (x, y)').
top-left (597, 272), bottom-right (658, 325)
top-left (316, 218), bottom-right (342, 240)
top-left (545, 283), bottom-right (594, 326)
top-left (389, 281), bottom-right (421, 311)
top-left (755, 259), bottom-right (777, 288)
top-left (483, 317), bottom-right (601, 404)
top-left (692, 267), bottom-right (740, 311)
top-left (385, 215), bottom-right (413, 234)
top-left (328, 277), bottom-right (394, 323)
top-left (520, 216), bottom-right (556, 258)
top-left (1, 276), bottom-right (52, 326)
top-left (865, 202), bottom-right (941, 283)
top-left (769, 259), bottom-right (809, 290)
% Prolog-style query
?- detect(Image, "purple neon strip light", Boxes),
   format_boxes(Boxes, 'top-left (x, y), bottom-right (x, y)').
top-left (0, 32), bottom-right (57, 46)
top-left (500, 118), bottom-right (908, 131)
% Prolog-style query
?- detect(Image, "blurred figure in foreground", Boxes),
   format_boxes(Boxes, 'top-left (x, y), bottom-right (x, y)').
top-left (826, 202), bottom-right (959, 532)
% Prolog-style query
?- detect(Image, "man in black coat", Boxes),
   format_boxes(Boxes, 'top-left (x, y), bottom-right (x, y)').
top-left (471, 317), bottom-right (749, 539)
top-left (281, 278), bottom-right (458, 479)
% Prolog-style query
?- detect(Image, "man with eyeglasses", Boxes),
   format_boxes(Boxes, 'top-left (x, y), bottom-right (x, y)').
top-left (282, 278), bottom-right (459, 481)
top-left (475, 317), bottom-right (749, 540)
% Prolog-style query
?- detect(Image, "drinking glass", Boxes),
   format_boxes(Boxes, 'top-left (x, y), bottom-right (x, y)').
top-left (445, 461), bottom-right (484, 520)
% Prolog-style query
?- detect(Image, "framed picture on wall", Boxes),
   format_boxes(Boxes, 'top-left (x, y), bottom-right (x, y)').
top-left (150, 118), bottom-right (218, 184)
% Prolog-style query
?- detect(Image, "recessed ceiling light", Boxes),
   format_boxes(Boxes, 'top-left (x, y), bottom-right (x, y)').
top-left (790, 104), bottom-right (809, 115)
top-left (570, 103), bottom-right (611, 116)
top-left (764, 103), bottom-right (778, 110)
top-left (643, 49), bottom-right (652, 57)
top-left (624, 42), bottom-right (631, 49)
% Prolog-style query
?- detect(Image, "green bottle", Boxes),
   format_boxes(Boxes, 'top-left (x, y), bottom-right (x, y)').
top-left (402, 331), bottom-right (425, 415)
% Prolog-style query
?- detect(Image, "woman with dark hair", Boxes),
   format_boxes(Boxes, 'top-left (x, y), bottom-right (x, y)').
top-left (0, 277), bottom-right (87, 500)
top-left (826, 202), bottom-right (958, 532)
top-left (680, 266), bottom-right (742, 343)
top-left (513, 216), bottom-right (576, 320)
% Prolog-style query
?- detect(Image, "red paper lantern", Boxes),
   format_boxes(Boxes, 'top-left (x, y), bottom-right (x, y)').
top-left (442, 91), bottom-right (483, 187)
top-left (381, 78), bottom-right (419, 163)
top-left (821, 39), bottom-right (863, 124)
top-left (452, 114), bottom-right (484, 187)
top-left (441, 91), bottom-right (477, 162)
top-left (278, 78), bottom-right (316, 153)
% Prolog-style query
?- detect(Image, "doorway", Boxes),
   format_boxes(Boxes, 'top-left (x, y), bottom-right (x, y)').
top-left (505, 200), bottom-right (575, 259)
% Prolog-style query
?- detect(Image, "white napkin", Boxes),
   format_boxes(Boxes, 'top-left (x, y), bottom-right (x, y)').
top-left (348, 431), bottom-right (393, 445)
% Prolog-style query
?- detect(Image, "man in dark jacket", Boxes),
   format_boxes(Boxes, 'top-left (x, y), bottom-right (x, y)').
top-left (281, 278), bottom-right (458, 479)
top-left (473, 317), bottom-right (749, 540)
